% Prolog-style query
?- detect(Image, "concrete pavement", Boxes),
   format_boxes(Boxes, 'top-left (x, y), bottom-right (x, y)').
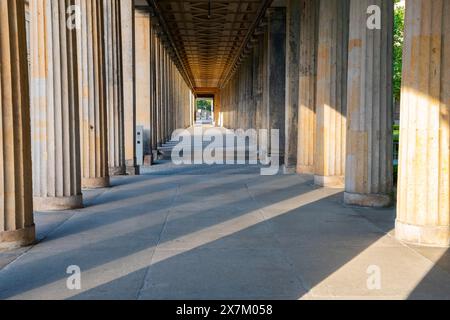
top-left (0, 162), bottom-right (449, 300)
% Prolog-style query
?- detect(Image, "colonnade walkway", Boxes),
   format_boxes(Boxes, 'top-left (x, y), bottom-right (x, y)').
top-left (0, 127), bottom-right (449, 299)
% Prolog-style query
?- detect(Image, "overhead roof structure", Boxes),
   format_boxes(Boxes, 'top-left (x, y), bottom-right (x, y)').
top-left (143, 0), bottom-right (273, 90)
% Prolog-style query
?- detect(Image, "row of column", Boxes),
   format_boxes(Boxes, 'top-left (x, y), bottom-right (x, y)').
top-left (135, 8), bottom-right (194, 164)
top-left (0, 0), bottom-right (193, 248)
top-left (220, 0), bottom-right (450, 247)
top-left (221, 7), bottom-right (286, 146)
top-left (222, 1), bottom-right (390, 198)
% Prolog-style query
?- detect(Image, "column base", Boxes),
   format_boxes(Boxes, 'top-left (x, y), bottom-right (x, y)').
top-left (344, 192), bottom-right (391, 208)
top-left (82, 176), bottom-right (110, 189)
top-left (283, 165), bottom-right (297, 174)
top-left (33, 194), bottom-right (83, 211)
top-left (152, 150), bottom-right (158, 162)
top-left (297, 164), bottom-right (315, 174)
top-left (126, 166), bottom-right (140, 176)
top-left (314, 175), bottom-right (344, 188)
top-left (144, 155), bottom-right (154, 166)
top-left (109, 166), bottom-right (126, 176)
top-left (395, 220), bottom-right (450, 248)
top-left (0, 225), bottom-right (36, 249)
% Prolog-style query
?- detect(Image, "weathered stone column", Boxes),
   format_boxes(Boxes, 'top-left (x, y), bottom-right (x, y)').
top-left (254, 34), bottom-right (264, 131)
top-left (150, 28), bottom-right (158, 157)
top-left (164, 50), bottom-right (169, 142)
top-left (284, 0), bottom-right (300, 173)
top-left (0, 0), bottom-right (36, 248)
top-left (261, 26), bottom-right (269, 132)
top-left (314, 0), bottom-right (349, 188)
top-left (121, 0), bottom-right (139, 175)
top-left (344, 0), bottom-right (394, 207)
top-left (297, 0), bottom-right (318, 174)
top-left (135, 9), bottom-right (152, 162)
top-left (104, 0), bottom-right (125, 176)
top-left (77, 0), bottom-right (110, 188)
top-left (162, 47), bottom-right (168, 142)
top-left (156, 38), bottom-right (163, 147)
top-left (396, 0), bottom-right (450, 247)
top-left (30, 0), bottom-right (83, 211)
top-left (267, 8), bottom-right (286, 164)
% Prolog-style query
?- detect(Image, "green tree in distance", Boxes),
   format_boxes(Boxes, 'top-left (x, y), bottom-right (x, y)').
top-left (197, 99), bottom-right (212, 112)
top-left (393, 0), bottom-right (405, 104)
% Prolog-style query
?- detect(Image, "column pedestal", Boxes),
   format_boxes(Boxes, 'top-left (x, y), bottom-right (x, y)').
top-left (82, 177), bottom-right (111, 189)
top-left (34, 195), bottom-right (83, 212)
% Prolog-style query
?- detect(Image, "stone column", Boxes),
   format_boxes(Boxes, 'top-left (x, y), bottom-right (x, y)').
top-left (167, 59), bottom-right (172, 137)
top-left (253, 34), bottom-right (264, 131)
top-left (135, 9), bottom-right (151, 160)
top-left (156, 38), bottom-right (163, 147)
top-left (297, 0), bottom-right (319, 174)
top-left (30, 0), bottom-right (83, 211)
top-left (267, 8), bottom-right (286, 164)
top-left (284, 0), bottom-right (300, 173)
top-left (150, 29), bottom-right (158, 157)
top-left (261, 26), bottom-right (269, 133)
top-left (121, 0), bottom-right (139, 175)
top-left (344, 0), bottom-right (394, 207)
top-left (162, 47), bottom-right (168, 143)
top-left (164, 50), bottom-right (170, 142)
top-left (396, 0), bottom-right (450, 247)
top-left (77, 0), bottom-right (110, 189)
top-left (171, 62), bottom-right (175, 134)
top-left (0, 0), bottom-right (36, 248)
top-left (314, 0), bottom-right (349, 188)
top-left (104, 0), bottom-right (125, 176)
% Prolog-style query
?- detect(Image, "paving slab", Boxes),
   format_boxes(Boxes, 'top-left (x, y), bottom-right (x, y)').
top-left (0, 162), bottom-right (449, 300)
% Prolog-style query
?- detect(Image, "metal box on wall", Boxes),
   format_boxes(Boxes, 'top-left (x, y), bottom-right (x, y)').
top-left (136, 125), bottom-right (144, 166)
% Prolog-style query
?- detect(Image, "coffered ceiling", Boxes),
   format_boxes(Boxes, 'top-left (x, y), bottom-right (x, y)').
top-left (144, 0), bottom-right (273, 90)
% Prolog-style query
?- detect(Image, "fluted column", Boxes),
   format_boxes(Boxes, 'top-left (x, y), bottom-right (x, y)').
top-left (161, 47), bottom-right (166, 142)
top-left (30, 0), bottom-right (83, 211)
top-left (0, 0), bottom-right (35, 248)
top-left (164, 50), bottom-right (169, 142)
top-left (104, 0), bottom-right (125, 176)
top-left (150, 28), bottom-right (158, 159)
top-left (121, 0), bottom-right (138, 175)
top-left (396, 0), bottom-right (450, 247)
top-left (344, 0), bottom-right (394, 207)
top-left (284, 0), bottom-right (300, 173)
top-left (297, 0), bottom-right (319, 174)
top-left (135, 9), bottom-right (152, 163)
top-left (267, 8), bottom-right (286, 164)
top-left (156, 37), bottom-right (163, 147)
top-left (314, 0), bottom-right (349, 188)
top-left (77, 0), bottom-right (110, 188)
